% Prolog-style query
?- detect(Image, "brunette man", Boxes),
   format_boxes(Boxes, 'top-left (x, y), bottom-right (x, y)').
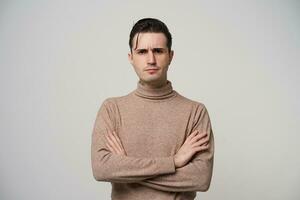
top-left (91, 18), bottom-right (214, 200)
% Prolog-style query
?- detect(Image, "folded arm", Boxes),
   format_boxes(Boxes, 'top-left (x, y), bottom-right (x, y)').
top-left (91, 99), bottom-right (176, 183)
top-left (138, 104), bottom-right (214, 192)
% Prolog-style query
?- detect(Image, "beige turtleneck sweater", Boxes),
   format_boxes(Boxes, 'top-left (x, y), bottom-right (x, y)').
top-left (91, 80), bottom-right (214, 200)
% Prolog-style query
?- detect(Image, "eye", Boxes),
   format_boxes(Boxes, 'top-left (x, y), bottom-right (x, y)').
top-left (137, 49), bottom-right (147, 54)
top-left (153, 49), bottom-right (164, 54)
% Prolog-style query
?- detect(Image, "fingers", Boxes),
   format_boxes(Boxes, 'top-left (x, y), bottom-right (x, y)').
top-left (112, 131), bottom-right (124, 149)
top-left (105, 137), bottom-right (116, 152)
top-left (104, 131), bottom-right (118, 153)
top-left (193, 143), bottom-right (209, 152)
top-left (112, 130), bottom-right (127, 155)
top-left (186, 130), bottom-right (199, 142)
top-left (104, 130), bottom-right (127, 155)
top-left (104, 131), bottom-right (122, 154)
top-left (188, 129), bottom-right (210, 150)
top-left (192, 136), bottom-right (210, 148)
top-left (190, 131), bottom-right (207, 144)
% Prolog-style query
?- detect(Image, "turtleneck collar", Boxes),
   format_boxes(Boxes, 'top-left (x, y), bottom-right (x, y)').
top-left (134, 79), bottom-right (177, 100)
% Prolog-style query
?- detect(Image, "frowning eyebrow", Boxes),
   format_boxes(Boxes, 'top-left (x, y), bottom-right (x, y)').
top-left (134, 48), bottom-right (167, 53)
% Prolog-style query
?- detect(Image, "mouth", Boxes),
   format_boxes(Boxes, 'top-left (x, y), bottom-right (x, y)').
top-left (145, 68), bottom-right (159, 74)
top-left (145, 68), bottom-right (159, 71)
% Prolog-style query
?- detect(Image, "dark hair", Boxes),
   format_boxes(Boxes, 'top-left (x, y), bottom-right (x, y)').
top-left (129, 18), bottom-right (172, 52)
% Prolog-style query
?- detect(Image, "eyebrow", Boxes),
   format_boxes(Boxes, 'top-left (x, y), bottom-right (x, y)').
top-left (135, 47), bottom-right (166, 52)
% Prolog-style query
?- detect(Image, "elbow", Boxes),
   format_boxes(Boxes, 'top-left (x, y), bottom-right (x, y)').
top-left (91, 150), bottom-right (111, 182)
top-left (93, 173), bottom-right (102, 181)
top-left (92, 170), bottom-right (105, 181)
top-left (198, 181), bottom-right (211, 192)
top-left (92, 165), bottom-right (107, 181)
top-left (195, 172), bottom-right (213, 192)
top-left (93, 174), bottom-right (106, 182)
top-left (195, 159), bottom-right (214, 192)
top-left (91, 157), bottom-right (110, 182)
top-left (195, 180), bottom-right (211, 192)
top-left (92, 165), bottom-right (111, 182)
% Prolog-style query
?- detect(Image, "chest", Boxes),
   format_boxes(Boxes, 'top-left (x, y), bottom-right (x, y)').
top-left (116, 103), bottom-right (194, 157)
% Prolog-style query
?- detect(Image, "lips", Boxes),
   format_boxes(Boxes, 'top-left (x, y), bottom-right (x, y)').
top-left (146, 68), bottom-right (159, 74)
top-left (145, 68), bottom-right (159, 71)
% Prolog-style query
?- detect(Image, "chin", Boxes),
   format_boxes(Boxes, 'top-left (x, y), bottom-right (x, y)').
top-left (142, 78), bottom-right (164, 85)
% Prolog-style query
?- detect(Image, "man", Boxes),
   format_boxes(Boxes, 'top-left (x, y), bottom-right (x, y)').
top-left (91, 18), bottom-right (214, 200)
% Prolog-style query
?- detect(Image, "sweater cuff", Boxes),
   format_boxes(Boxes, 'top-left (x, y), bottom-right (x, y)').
top-left (157, 156), bottom-right (176, 174)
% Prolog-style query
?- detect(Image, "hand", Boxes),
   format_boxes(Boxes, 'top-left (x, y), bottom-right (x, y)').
top-left (174, 130), bottom-right (209, 168)
top-left (104, 130), bottom-right (127, 156)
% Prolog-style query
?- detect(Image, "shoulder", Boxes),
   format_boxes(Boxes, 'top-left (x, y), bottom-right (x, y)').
top-left (100, 92), bottom-right (132, 108)
top-left (174, 91), bottom-right (207, 111)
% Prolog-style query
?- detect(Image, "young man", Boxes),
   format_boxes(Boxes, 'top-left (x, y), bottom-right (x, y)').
top-left (91, 18), bottom-right (214, 200)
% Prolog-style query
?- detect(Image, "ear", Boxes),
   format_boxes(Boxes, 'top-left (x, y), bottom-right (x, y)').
top-left (128, 52), bottom-right (133, 65)
top-left (169, 50), bottom-right (174, 64)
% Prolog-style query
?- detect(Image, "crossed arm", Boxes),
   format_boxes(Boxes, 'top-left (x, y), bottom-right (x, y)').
top-left (91, 100), bottom-right (214, 192)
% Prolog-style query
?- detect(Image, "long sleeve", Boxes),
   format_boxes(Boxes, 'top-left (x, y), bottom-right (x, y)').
top-left (138, 104), bottom-right (214, 192)
top-left (91, 99), bottom-right (176, 183)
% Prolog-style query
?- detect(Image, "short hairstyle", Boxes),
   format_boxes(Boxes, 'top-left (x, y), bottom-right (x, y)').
top-left (129, 18), bottom-right (172, 52)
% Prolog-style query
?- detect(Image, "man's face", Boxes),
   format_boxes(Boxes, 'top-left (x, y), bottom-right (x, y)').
top-left (128, 32), bottom-right (174, 86)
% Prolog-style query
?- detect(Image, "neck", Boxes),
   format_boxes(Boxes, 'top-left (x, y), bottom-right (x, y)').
top-left (139, 79), bottom-right (168, 89)
top-left (134, 79), bottom-right (177, 101)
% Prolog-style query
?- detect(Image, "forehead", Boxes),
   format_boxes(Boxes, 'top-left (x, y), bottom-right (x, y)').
top-left (133, 32), bottom-right (168, 49)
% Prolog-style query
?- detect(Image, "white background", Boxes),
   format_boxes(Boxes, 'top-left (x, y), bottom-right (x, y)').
top-left (1, 0), bottom-right (299, 199)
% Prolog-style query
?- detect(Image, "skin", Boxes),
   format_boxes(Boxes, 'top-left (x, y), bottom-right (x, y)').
top-left (128, 32), bottom-right (173, 89)
top-left (104, 32), bottom-right (210, 168)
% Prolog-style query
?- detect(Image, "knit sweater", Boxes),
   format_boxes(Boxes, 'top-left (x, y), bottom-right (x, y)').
top-left (91, 79), bottom-right (214, 200)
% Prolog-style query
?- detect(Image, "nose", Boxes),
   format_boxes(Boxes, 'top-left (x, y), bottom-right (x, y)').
top-left (147, 50), bottom-right (156, 65)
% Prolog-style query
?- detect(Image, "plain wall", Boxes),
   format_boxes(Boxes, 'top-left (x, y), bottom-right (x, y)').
top-left (1, 0), bottom-right (299, 199)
